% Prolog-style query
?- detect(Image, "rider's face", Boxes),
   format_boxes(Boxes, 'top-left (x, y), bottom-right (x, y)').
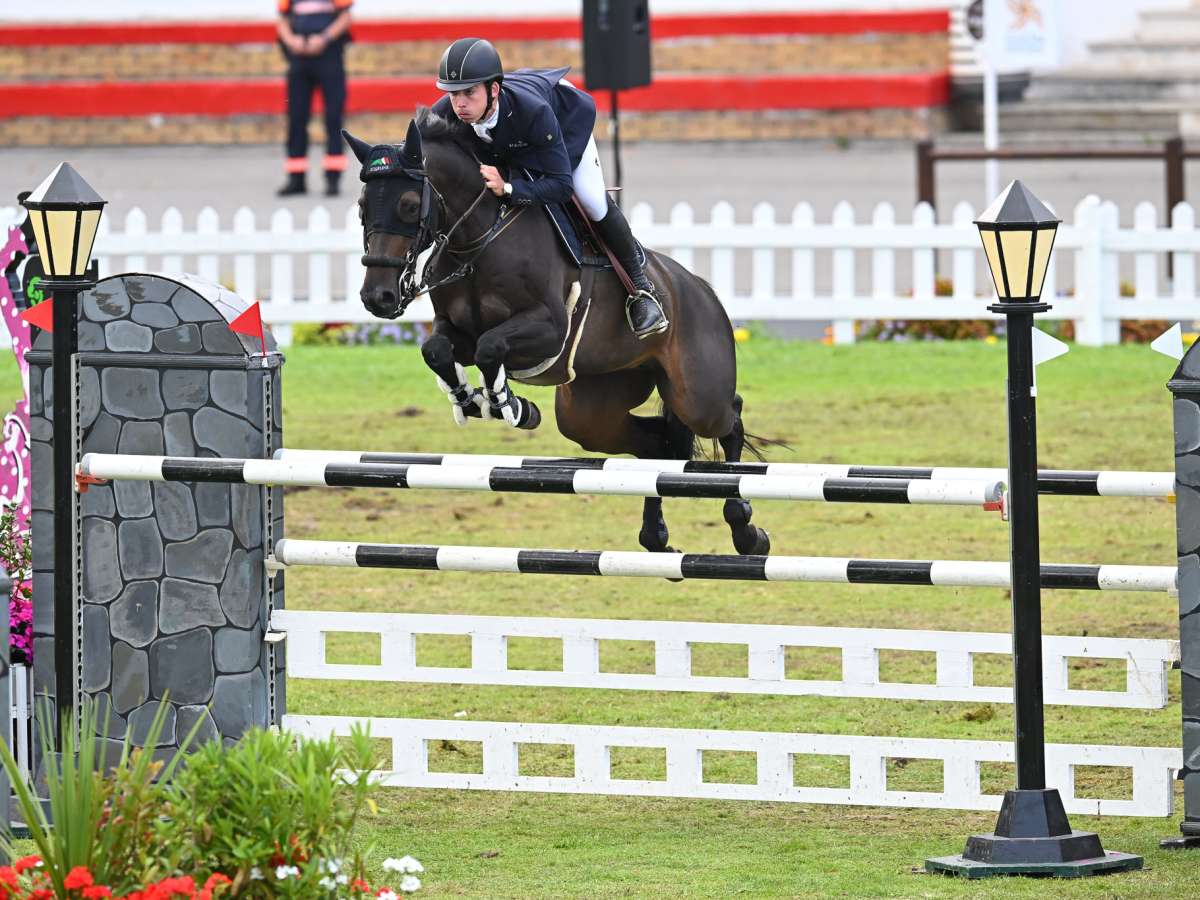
top-left (449, 83), bottom-right (496, 124)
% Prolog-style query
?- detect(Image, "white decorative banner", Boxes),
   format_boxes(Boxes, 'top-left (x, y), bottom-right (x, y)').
top-left (985, 0), bottom-right (1060, 69)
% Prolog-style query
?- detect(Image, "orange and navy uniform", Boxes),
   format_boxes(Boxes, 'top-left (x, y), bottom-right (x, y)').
top-left (278, 0), bottom-right (353, 179)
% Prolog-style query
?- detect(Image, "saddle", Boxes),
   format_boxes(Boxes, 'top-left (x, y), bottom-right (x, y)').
top-left (507, 173), bottom-right (649, 389)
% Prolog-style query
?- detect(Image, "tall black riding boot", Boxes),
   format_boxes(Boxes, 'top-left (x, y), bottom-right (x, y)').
top-left (594, 200), bottom-right (669, 339)
top-left (276, 172), bottom-right (307, 197)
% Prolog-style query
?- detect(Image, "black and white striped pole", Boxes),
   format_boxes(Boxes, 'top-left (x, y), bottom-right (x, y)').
top-left (21, 165), bottom-right (105, 748)
top-left (928, 182), bottom-right (1140, 877)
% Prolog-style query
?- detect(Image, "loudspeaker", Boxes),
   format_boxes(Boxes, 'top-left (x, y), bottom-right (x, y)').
top-left (582, 0), bottom-right (652, 92)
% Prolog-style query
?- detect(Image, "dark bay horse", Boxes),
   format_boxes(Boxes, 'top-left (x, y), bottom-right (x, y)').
top-left (345, 111), bottom-right (770, 556)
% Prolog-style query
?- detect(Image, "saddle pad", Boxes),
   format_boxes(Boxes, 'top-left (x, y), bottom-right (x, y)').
top-left (517, 169), bottom-right (646, 269)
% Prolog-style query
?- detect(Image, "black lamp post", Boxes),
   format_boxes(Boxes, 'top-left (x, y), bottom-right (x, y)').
top-left (21, 163), bottom-right (105, 746)
top-left (927, 181), bottom-right (1140, 877)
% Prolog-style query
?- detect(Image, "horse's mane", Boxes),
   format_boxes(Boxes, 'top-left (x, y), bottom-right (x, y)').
top-left (415, 106), bottom-right (473, 150)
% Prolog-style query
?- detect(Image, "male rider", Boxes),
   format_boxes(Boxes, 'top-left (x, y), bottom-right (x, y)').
top-left (430, 37), bottom-right (669, 340)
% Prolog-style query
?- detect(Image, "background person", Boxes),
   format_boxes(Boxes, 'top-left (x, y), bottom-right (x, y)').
top-left (277, 0), bottom-right (353, 197)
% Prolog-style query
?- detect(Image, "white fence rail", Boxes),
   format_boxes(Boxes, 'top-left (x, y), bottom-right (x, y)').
top-left (286, 715), bottom-right (1182, 818)
top-left (273, 610), bottom-right (1180, 709)
top-left (7, 197), bottom-right (1198, 347)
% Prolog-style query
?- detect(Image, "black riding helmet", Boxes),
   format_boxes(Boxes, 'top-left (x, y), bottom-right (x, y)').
top-left (436, 37), bottom-right (504, 92)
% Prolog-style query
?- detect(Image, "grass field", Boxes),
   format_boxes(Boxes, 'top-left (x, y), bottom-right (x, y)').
top-left (55, 336), bottom-right (1200, 896)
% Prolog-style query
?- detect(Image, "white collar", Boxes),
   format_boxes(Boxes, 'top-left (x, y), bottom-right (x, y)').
top-left (472, 102), bottom-right (501, 143)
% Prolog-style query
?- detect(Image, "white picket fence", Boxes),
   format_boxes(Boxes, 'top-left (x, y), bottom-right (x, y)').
top-left (274, 610), bottom-right (1183, 816)
top-left (6, 197), bottom-right (1198, 346)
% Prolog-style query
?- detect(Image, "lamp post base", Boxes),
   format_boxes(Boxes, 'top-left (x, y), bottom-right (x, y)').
top-left (926, 790), bottom-right (1143, 878)
top-left (1160, 836), bottom-right (1200, 850)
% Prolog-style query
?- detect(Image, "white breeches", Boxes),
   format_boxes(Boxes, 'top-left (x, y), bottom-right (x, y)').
top-left (573, 135), bottom-right (609, 221)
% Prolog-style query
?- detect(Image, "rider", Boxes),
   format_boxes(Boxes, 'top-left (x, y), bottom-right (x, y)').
top-left (430, 37), bottom-right (669, 340)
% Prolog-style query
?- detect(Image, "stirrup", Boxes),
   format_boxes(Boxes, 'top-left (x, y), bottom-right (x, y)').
top-left (626, 289), bottom-right (669, 339)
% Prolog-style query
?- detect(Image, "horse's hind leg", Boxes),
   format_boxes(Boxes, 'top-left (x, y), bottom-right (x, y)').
top-left (719, 394), bottom-right (771, 556)
top-left (555, 372), bottom-right (680, 553)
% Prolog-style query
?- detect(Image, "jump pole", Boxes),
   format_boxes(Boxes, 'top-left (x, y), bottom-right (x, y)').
top-left (77, 454), bottom-right (1006, 509)
top-left (267, 539), bottom-right (1176, 592)
top-left (273, 449), bottom-right (1174, 499)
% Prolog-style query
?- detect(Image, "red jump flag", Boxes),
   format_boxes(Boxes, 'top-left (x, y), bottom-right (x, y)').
top-left (19, 298), bottom-right (54, 333)
top-left (229, 302), bottom-right (267, 355)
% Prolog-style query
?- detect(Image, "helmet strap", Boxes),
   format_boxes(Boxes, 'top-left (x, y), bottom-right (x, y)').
top-left (482, 80), bottom-right (500, 120)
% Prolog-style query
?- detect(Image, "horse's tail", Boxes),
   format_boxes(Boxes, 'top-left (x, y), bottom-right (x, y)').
top-left (732, 393), bottom-right (789, 463)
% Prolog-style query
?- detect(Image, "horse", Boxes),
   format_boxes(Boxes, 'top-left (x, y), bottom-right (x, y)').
top-left (344, 111), bottom-right (771, 557)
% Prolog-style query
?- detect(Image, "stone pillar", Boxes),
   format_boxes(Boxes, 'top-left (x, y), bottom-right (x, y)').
top-left (1168, 347), bottom-right (1200, 840)
top-left (28, 273), bottom-right (284, 749)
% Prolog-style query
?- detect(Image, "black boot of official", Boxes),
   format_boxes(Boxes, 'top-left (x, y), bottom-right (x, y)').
top-left (324, 170), bottom-right (341, 197)
top-left (276, 173), bottom-right (307, 197)
top-left (594, 201), bottom-right (669, 340)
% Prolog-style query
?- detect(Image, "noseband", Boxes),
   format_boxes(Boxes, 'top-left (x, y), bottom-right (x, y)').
top-left (361, 160), bottom-right (524, 315)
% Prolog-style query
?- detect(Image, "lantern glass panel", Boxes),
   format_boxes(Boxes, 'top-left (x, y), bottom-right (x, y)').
top-left (998, 229), bottom-right (1034, 298)
top-left (26, 210), bottom-right (54, 276)
top-left (979, 230), bottom-right (1006, 297)
top-left (1029, 228), bottom-right (1057, 301)
top-left (43, 209), bottom-right (83, 278)
top-left (75, 209), bottom-right (102, 276)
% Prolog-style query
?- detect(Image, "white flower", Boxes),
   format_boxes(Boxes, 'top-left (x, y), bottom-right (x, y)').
top-left (319, 876), bottom-right (336, 890)
top-left (249, 867), bottom-right (264, 881)
top-left (336, 873), bottom-right (349, 885)
top-left (378, 891), bottom-right (400, 900)
top-left (325, 858), bottom-right (342, 874)
top-left (400, 875), bottom-right (422, 893)
top-left (453, 710), bottom-right (468, 718)
top-left (384, 856), bottom-right (424, 875)
top-left (275, 864), bottom-right (300, 880)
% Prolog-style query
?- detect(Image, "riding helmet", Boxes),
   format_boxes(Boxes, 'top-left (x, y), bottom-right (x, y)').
top-left (436, 38), bottom-right (504, 91)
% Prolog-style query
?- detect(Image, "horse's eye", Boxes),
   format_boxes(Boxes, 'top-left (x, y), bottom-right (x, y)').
top-left (397, 194), bottom-right (421, 223)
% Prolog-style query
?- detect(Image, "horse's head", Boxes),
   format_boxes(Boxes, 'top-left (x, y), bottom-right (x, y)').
top-left (345, 121), bottom-right (435, 319)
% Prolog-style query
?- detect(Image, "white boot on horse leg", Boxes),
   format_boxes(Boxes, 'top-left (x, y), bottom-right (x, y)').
top-left (434, 362), bottom-right (485, 426)
top-left (481, 365), bottom-right (541, 429)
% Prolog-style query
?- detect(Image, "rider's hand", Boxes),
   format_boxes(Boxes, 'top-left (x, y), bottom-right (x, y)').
top-left (480, 164), bottom-right (507, 197)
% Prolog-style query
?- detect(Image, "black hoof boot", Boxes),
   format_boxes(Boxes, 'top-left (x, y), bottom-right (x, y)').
top-left (725, 499), bottom-right (771, 555)
top-left (640, 518), bottom-right (670, 553)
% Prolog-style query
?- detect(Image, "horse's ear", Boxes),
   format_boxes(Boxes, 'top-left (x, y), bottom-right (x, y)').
top-left (403, 119), bottom-right (423, 164)
top-left (342, 129), bottom-right (373, 164)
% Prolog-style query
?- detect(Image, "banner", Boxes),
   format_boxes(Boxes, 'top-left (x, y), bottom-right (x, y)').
top-left (985, 0), bottom-right (1060, 69)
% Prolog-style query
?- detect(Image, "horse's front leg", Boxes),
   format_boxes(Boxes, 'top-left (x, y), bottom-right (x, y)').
top-left (422, 317), bottom-right (484, 425)
top-left (474, 310), bottom-right (561, 430)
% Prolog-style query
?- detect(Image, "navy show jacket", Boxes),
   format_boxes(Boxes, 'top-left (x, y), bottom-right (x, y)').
top-left (431, 66), bottom-right (598, 207)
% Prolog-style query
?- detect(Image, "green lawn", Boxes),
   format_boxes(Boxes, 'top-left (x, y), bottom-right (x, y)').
top-left (36, 337), bottom-right (1200, 897)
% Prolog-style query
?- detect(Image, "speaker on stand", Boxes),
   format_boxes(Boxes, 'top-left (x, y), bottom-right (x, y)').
top-left (582, 0), bottom-right (652, 208)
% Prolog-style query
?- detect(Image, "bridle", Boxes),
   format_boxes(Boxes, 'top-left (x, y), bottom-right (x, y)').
top-left (360, 153), bottom-right (525, 316)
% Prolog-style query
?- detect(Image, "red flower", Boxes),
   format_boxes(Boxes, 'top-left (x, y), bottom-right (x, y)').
top-left (351, 878), bottom-right (371, 892)
top-left (65, 866), bottom-right (95, 889)
top-left (13, 856), bottom-right (41, 874)
top-left (82, 887), bottom-right (114, 899)
top-left (202, 874), bottom-right (230, 890)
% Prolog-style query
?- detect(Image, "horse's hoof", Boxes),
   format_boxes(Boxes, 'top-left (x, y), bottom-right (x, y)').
top-left (733, 526), bottom-right (771, 556)
top-left (639, 525), bottom-right (670, 554)
top-left (518, 400), bottom-right (541, 430)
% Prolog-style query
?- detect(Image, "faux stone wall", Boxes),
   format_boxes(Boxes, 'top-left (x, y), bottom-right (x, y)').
top-left (29, 273), bottom-right (284, 749)
top-left (1169, 349), bottom-right (1200, 836)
